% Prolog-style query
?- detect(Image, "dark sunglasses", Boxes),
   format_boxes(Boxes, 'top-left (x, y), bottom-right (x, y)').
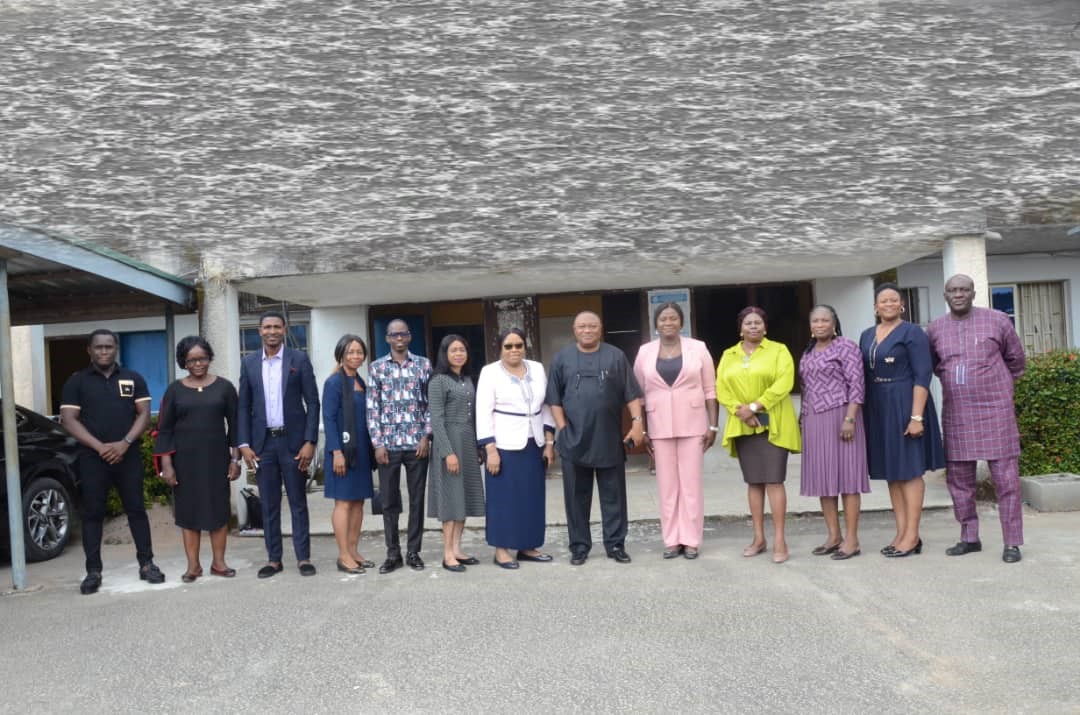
top-left (387, 331), bottom-right (411, 339)
top-left (503, 342), bottom-right (525, 350)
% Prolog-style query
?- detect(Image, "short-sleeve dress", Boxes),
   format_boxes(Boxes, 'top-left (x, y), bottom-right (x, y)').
top-left (859, 321), bottom-right (945, 481)
top-left (322, 370), bottom-right (374, 500)
top-left (153, 378), bottom-right (238, 531)
top-left (427, 373), bottom-right (485, 521)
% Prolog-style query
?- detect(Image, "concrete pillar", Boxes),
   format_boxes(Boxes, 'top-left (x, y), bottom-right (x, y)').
top-left (811, 276), bottom-right (876, 337)
top-left (309, 305), bottom-right (371, 386)
top-left (197, 263), bottom-right (243, 519)
top-left (11, 325), bottom-right (46, 413)
top-left (197, 267), bottom-right (242, 385)
top-left (942, 233), bottom-right (990, 308)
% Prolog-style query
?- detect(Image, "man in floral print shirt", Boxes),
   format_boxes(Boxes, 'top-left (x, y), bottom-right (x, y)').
top-left (367, 319), bottom-right (433, 573)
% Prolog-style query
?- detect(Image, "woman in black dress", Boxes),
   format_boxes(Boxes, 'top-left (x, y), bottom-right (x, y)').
top-left (154, 336), bottom-right (241, 582)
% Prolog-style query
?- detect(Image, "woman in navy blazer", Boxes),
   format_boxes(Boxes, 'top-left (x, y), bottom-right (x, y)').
top-left (322, 334), bottom-right (376, 575)
top-left (633, 302), bottom-right (719, 559)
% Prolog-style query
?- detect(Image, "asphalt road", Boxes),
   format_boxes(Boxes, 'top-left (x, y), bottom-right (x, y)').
top-left (2, 509), bottom-right (1078, 714)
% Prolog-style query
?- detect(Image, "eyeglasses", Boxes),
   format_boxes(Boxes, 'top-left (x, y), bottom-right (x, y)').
top-left (503, 342), bottom-right (525, 350)
top-left (387, 331), bottom-right (411, 339)
top-left (185, 357), bottom-right (210, 366)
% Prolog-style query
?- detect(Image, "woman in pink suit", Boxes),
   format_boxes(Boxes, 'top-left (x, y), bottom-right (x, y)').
top-left (634, 302), bottom-right (720, 559)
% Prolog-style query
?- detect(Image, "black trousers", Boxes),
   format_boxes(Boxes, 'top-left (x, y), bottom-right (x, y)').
top-left (378, 450), bottom-right (428, 557)
top-left (561, 461), bottom-right (628, 556)
top-left (77, 449), bottom-right (153, 572)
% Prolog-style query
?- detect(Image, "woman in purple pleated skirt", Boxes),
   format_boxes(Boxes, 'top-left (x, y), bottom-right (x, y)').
top-left (798, 305), bottom-right (870, 560)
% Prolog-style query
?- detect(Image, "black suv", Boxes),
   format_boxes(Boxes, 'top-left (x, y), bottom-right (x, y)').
top-left (0, 401), bottom-right (80, 562)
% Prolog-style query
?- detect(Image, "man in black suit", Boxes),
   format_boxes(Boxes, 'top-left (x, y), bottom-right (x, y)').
top-left (238, 311), bottom-right (320, 577)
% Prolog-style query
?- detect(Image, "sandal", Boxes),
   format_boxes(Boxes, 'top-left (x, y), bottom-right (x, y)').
top-left (683, 547), bottom-right (700, 560)
top-left (181, 569), bottom-right (202, 583)
top-left (210, 565), bottom-right (237, 578)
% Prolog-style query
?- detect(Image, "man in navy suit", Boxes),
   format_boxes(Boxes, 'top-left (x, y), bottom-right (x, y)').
top-left (238, 311), bottom-right (321, 577)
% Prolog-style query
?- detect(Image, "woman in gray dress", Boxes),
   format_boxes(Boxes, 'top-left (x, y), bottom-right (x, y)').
top-left (427, 334), bottom-right (485, 572)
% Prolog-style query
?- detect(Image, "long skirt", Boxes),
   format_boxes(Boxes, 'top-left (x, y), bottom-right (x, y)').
top-left (485, 442), bottom-right (546, 550)
top-left (799, 405), bottom-right (871, 497)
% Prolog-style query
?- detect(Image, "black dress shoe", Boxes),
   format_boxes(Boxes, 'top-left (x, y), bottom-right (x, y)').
top-left (516, 550), bottom-right (553, 562)
top-left (812, 543), bottom-right (842, 556)
top-left (493, 555), bottom-right (520, 570)
top-left (831, 548), bottom-right (861, 560)
top-left (880, 544), bottom-right (898, 555)
top-left (80, 571), bottom-right (102, 595)
top-left (946, 540), bottom-right (982, 556)
top-left (336, 560), bottom-right (365, 575)
top-left (405, 552), bottom-right (425, 570)
top-left (662, 546), bottom-right (684, 559)
top-left (607, 548), bottom-right (632, 564)
top-left (683, 548), bottom-right (700, 560)
top-left (258, 563), bottom-right (284, 579)
top-left (884, 538), bottom-right (923, 558)
top-left (442, 560), bottom-right (467, 572)
top-left (139, 562), bottom-right (166, 584)
top-left (570, 552), bottom-right (588, 566)
top-left (1002, 546), bottom-right (1022, 563)
top-left (457, 556), bottom-right (480, 566)
top-left (298, 562), bottom-right (317, 577)
top-left (378, 557), bottom-right (403, 574)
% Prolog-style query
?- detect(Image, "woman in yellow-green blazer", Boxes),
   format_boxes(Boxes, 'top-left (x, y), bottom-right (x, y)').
top-left (716, 306), bottom-right (801, 564)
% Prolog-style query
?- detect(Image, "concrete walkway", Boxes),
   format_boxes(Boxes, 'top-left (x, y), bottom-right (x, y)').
top-left (277, 448), bottom-right (954, 537)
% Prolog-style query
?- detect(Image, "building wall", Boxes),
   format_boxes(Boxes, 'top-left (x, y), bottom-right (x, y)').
top-left (13, 315), bottom-right (201, 414)
top-left (811, 277), bottom-right (876, 339)
top-left (897, 254), bottom-right (1080, 346)
top-left (308, 306), bottom-right (370, 389)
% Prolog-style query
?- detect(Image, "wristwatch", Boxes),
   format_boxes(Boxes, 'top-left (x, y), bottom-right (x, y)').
top-left (909, 415), bottom-right (924, 422)
top-left (122, 436), bottom-right (135, 445)
top-left (708, 425), bottom-right (720, 432)
top-left (748, 402), bottom-right (761, 413)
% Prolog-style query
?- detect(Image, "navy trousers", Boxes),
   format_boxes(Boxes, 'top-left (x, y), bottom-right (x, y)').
top-left (256, 433), bottom-right (311, 563)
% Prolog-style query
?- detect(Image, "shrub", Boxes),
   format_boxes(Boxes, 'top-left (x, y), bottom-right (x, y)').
top-left (104, 415), bottom-right (172, 517)
top-left (1015, 349), bottom-right (1080, 476)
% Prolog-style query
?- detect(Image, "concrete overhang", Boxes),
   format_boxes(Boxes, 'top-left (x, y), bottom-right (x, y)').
top-left (0, 225), bottom-right (196, 325)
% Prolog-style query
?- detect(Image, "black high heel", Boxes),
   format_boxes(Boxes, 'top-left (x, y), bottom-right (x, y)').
top-left (884, 538), bottom-right (923, 558)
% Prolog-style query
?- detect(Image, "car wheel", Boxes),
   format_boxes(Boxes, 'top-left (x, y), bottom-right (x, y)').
top-left (22, 476), bottom-right (72, 562)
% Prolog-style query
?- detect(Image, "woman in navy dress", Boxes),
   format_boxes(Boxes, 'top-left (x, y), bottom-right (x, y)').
top-left (322, 334), bottom-right (375, 575)
top-left (859, 283), bottom-right (945, 558)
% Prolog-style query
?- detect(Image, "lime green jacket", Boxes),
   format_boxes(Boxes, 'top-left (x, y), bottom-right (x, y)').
top-left (714, 337), bottom-right (801, 457)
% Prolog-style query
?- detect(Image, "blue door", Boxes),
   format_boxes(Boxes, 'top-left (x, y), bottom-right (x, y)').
top-left (119, 331), bottom-right (168, 412)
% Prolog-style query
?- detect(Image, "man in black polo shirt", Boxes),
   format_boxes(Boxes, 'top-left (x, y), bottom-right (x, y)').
top-left (60, 329), bottom-right (164, 594)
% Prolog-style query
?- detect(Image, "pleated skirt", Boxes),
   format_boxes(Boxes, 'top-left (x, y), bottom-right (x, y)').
top-left (799, 405), bottom-right (871, 497)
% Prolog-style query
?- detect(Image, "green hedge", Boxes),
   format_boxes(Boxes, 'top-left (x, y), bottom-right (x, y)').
top-left (1015, 349), bottom-right (1080, 476)
top-left (104, 416), bottom-right (172, 517)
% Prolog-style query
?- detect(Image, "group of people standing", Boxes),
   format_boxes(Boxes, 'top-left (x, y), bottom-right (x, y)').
top-left (713, 277), bottom-right (1025, 566)
top-left (60, 273), bottom-right (1027, 593)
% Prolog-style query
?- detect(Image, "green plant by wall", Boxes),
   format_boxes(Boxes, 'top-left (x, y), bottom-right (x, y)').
top-left (104, 415), bottom-right (172, 517)
top-left (1015, 349), bottom-right (1080, 476)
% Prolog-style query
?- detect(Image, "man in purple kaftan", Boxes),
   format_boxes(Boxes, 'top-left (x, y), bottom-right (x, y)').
top-left (927, 274), bottom-right (1026, 563)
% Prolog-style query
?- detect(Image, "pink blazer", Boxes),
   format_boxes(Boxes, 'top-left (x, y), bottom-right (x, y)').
top-left (633, 337), bottom-right (717, 439)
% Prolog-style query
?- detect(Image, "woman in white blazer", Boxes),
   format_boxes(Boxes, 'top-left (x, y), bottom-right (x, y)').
top-left (476, 328), bottom-right (556, 569)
